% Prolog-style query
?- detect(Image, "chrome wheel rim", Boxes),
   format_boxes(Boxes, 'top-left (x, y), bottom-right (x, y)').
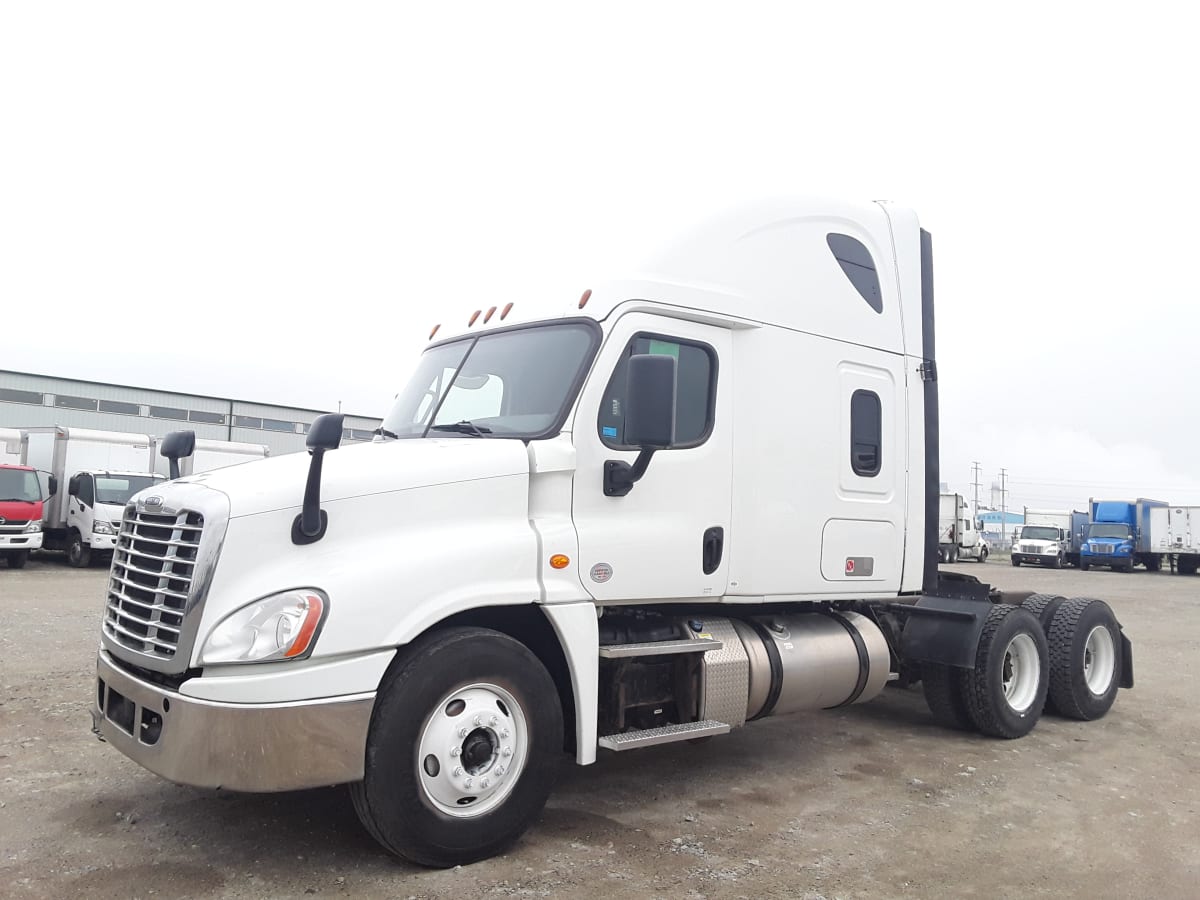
top-left (416, 683), bottom-right (528, 818)
top-left (1083, 625), bottom-right (1117, 696)
top-left (1002, 633), bottom-right (1040, 713)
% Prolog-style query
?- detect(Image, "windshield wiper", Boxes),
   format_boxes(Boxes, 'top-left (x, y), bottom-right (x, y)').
top-left (374, 427), bottom-right (400, 440)
top-left (429, 420), bottom-right (492, 437)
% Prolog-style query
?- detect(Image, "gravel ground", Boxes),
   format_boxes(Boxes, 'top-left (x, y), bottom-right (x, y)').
top-left (2, 555), bottom-right (1198, 899)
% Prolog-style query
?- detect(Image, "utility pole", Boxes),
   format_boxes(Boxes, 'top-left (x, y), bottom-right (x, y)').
top-left (999, 468), bottom-right (1009, 545)
top-left (971, 461), bottom-right (982, 517)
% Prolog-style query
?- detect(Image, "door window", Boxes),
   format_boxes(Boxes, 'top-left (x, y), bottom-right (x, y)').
top-left (850, 389), bottom-right (882, 476)
top-left (597, 334), bottom-right (716, 449)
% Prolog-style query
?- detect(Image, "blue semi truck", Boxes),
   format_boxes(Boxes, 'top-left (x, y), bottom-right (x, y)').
top-left (1080, 498), bottom-right (1168, 572)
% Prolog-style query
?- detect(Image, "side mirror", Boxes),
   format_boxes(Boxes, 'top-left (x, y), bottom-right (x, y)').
top-left (68, 475), bottom-right (80, 497)
top-left (48, 474), bottom-right (58, 498)
top-left (160, 430), bottom-right (197, 480)
top-left (604, 354), bottom-right (676, 497)
top-left (293, 413), bottom-right (345, 544)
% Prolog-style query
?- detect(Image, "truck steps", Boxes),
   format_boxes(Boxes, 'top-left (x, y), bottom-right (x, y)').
top-left (598, 719), bottom-right (730, 751)
top-left (598, 637), bottom-right (723, 658)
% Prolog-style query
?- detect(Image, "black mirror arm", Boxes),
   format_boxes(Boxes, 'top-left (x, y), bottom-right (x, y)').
top-left (169, 459), bottom-right (181, 480)
top-left (603, 448), bottom-right (657, 497)
top-left (293, 448), bottom-right (329, 543)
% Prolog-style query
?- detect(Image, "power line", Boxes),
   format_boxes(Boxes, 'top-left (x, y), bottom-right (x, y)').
top-left (999, 468), bottom-right (1008, 542)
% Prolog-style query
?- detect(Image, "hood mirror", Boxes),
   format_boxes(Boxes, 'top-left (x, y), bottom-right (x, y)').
top-left (293, 413), bottom-right (344, 545)
top-left (160, 430), bottom-right (197, 480)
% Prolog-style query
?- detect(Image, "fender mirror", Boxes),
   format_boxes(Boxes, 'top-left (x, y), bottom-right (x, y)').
top-left (604, 354), bottom-right (677, 497)
top-left (160, 430), bottom-right (197, 480)
top-left (293, 413), bottom-right (344, 544)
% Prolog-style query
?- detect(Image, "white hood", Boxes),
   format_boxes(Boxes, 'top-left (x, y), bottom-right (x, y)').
top-left (170, 438), bottom-right (531, 518)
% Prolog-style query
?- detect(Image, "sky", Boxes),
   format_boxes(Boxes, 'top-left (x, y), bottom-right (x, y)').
top-left (3, 2), bottom-right (1198, 510)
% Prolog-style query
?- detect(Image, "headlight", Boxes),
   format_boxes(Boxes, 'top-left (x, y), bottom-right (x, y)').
top-left (93, 520), bottom-right (116, 535)
top-left (24, 521), bottom-right (42, 533)
top-left (199, 589), bottom-right (328, 665)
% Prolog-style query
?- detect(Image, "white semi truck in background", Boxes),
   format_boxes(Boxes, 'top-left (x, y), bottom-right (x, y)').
top-left (88, 200), bottom-right (1132, 867)
top-left (937, 492), bottom-right (988, 562)
top-left (1012, 508), bottom-right (1089, 569)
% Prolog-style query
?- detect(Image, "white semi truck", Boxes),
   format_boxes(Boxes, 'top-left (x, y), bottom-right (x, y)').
top-left (24, 427), bottom-right (166, 567)
top-left (937, 492), bottom-right (988, 562)
top-left (89, 200), bottom-right (1133, 867)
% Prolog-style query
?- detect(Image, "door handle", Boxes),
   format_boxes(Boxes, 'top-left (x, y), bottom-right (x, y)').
top-left (702, 526), bottom-right (724, 575)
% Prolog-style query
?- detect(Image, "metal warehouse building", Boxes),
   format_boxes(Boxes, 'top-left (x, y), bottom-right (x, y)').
top-left (0, 370), bottom-right (382, 456)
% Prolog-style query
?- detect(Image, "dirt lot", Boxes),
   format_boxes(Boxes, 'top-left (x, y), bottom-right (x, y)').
top-left (1, 556), bottom-right (1198, 899)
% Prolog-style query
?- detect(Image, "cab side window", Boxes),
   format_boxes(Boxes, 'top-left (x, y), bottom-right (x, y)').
top-left (598, 334), bottom-right (717, 449)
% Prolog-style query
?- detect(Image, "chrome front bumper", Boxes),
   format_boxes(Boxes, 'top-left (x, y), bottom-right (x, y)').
top-left (92, 650), bottom-right (375, 792)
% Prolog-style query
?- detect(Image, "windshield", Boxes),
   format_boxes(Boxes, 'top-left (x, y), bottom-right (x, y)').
top-left (0, 468), bottom-right (41, 503)
top-left (1021, 526), bottom-right (1061, 541)
top-left (95, 475), bottom-right (164, 506)
top-left (382, 322), bottom-right (599, 439)
top-left (1089, 523), bottom-right (1133, 540)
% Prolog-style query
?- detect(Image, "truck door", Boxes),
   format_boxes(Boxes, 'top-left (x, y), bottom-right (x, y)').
top-left (67, 473), bottom-right (95, 536)
top-left (571, 314), bottom-right (732, 602)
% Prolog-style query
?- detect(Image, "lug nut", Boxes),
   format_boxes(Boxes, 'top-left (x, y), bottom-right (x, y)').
top-left (450, 747), bottom-right (460, 757)
top-left (489, 716), bottom-right (499, 727)
top-left (503, 747), bottom-right (513, 757)
top-left (481, 778), bottom-right (490, 788)
top-left (464, 778), bottom-right (473, 789)
top-left (474, 715), bottom-right (483, 726)
top-left (495, 766), bottom-right (505, 776)
top-left (500, 729), bottom-right (510, 739)
top-left (458, 727), bottom-right (468, 738)
top-left (453, 766), bottom-right (463, 777)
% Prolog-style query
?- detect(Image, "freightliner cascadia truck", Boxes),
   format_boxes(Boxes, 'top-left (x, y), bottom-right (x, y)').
top-left (89, 199), bottom-right (1133, 867)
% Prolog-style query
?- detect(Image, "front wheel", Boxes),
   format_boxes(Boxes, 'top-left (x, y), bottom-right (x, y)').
top-left (1011, 557), bottom-right (1021, 567)
top-left (66, 533), bottom-right (91, 568)
top-left (6, 550), bottom-right (29, 569)
top-left (1080, 560), bottom-right (1090, 572)
top-left (351, 627), bottom-right (563, 867)
top-left (978, 546), bottom-right (988, 564)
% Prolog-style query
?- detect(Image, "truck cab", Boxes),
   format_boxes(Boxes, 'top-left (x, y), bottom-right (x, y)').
top-left (0, 464), bottom-right (51, 568)
top-left (63, 470), bottom-right (165, 567)
top-left (1081, 521), bottom-right (1136, 572)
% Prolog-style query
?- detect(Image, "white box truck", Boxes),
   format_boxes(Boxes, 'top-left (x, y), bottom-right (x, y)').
top-left (24, 427), bottom-right (165, 567)
top-left (89, 200), bottom-right (1133, 867)
top-left (153, 437), bottom-right (270, 478)
top-left (1148, 506), bottom-right (1200, 575)
top-left (1013, 508), bottom-right (1088, 569)
top-left (937, 492), bottom-right (988, 562)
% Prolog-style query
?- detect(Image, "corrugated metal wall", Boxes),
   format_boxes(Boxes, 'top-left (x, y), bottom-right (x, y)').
top-left (0, 370), bottom-right (382, 456)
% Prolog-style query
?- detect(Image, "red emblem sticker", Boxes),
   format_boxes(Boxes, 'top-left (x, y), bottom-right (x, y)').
top-left (845, 559), bottom-right (855, 574)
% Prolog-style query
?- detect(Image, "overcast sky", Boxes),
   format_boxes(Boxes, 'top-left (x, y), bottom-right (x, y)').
top-left (3, 2), bottom-right (1198, 510)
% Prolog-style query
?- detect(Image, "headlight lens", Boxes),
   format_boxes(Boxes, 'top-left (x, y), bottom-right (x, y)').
top-left (200, 590), bottom-right (327, 665)
top-left (24, 521), bottom-right (42, 533)
top-left (93, 520), bottom-right (116, 535)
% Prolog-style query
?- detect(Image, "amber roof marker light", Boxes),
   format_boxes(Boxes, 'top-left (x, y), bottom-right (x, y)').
top-left (500, 302), bottom-right (514, 320)
top-left (483, 306), bottom-right (498, 323)
top-left (468, 309), bottom-right (481, 326)
top-left (578, 289), bottom-right (592, 309)
top-left (429, 324), bottom-right (441, 340)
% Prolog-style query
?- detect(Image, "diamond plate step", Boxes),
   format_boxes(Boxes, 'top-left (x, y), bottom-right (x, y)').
top-left (598, 637), bottom-right (723, 659)
top-left (598, 719), bottom-right (730, 751)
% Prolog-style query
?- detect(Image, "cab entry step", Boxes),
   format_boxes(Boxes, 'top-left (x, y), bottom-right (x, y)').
top-left (598, 637), bottom-right (723, 658)
top-left (598, 719), bottom-right (730, 751)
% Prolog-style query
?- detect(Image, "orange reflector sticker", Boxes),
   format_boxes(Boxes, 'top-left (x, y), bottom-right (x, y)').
top-left (550, 554), bottom-right (570, 569)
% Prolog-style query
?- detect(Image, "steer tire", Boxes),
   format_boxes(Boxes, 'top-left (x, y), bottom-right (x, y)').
top-left (1080, 560), bottom-right (1090, 572)
top-left (1045, 598), bottom-right (1123, 721)
top-left (978, 547), bottom-right (989, 564)
top-left (958, 605), bottom-right (1049, 739)
top-left (350, 627), bottom-right (562, 868)
top-left (67, 533), bottom-right (91, 568)
top-left (6, 551), bottom-right (30, 569)
top-left (922, 663), bottom-right (974, 731)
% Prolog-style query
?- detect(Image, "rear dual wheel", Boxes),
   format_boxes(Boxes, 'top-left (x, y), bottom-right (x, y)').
top-left (1045, 598), bottom-right (1122, 721)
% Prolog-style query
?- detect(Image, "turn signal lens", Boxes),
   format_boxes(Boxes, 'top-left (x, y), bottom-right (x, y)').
top-left (550, 554), bottom-right (570, 570)
top-left (200, 590), bottom-right (328, 665)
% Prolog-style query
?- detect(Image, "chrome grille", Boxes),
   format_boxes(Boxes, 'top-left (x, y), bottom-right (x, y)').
top-left (0, 519), bottom-right (31, 532)
top-left (1095, 544), bottom-right (1113, 554)
top-left (103, 506), bottom-right (204, 660)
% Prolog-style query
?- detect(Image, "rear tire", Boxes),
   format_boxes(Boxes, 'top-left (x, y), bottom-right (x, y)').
top-left (948, 545), bottom-right (959, 563)
top-left (6, 551), bottom-right (29, 569)
top-left (351, 627), bottom-right (563, 867)
top-left (959, 605), bottom-right (1049, 739)
top-left (67, 533), bottom-right (91, 568)
top-left (922, 663), bottom-right (974, 730)
top-left (1046, 598), bottom-right (1122, 721)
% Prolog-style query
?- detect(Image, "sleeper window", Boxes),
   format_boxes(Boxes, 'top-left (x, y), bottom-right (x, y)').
top-left (850, 390), bottom-right (882, 476)
top-left (598, 335), bottom-right (716, 449)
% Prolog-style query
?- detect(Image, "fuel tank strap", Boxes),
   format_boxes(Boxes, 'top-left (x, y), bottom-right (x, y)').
top-left (819, 610), bottom-right (871, 708)
top-left (746, 619), bottom-right (783, 721)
